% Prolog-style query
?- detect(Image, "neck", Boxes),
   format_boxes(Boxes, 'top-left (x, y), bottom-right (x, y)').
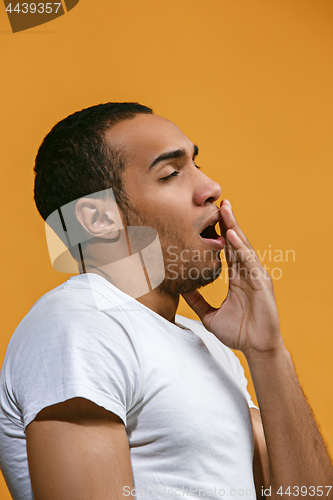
top-left (136, 288), bottom-right (180, 323)
top-left (83, 267), bottom-right (180, 324)
top-left (80, 229), bottom-right (180, 323)
top-left (82, 245), bottom-right (180, 324)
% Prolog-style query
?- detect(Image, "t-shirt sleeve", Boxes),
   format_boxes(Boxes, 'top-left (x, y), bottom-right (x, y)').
top-left (11, 289), bottom-right (142, 430)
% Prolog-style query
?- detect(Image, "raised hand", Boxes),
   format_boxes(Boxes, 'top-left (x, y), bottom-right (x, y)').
top-left (182, 200), bottom-right (284, 359)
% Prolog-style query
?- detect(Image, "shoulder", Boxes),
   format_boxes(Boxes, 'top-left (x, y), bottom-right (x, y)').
top-left (12, 274), bottom-right (135, 344)
top-left (3, 275), bottom-right (141, 380)
top-left (1, 276), bottom-right (143, 429)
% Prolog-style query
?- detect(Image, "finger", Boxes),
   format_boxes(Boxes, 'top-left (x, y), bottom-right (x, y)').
top-left (226, 228), bottom-right (243, 250)
top-left (224, 234), bottom-right (246, 283)
top-left (221, 202), bottom-right (265, 284)
top-left (224, 234), bottom-right (237, 266)
top-left (218, 200), bottom-right (229, 236)
top-left (227, 229), bottom-right (258, 265)
top-left (226, 229), bottom-right (263, 282)
top-left (220, 204), bottom-right (250, 247)
top-left (220, 199), bottom-right (232, 209)
top-left (182, 290), bottom-right (216, 322)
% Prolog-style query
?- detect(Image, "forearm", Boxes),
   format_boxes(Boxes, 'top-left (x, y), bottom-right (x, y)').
top-left (246, 345), bottom-right (333, 498)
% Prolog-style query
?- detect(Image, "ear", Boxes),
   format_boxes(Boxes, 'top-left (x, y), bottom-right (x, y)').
top-left (75, 197), bottom-right (123, 240)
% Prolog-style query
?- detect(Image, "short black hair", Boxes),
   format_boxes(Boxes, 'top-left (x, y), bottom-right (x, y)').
top-left (34, 102), bottom-right (153, 222)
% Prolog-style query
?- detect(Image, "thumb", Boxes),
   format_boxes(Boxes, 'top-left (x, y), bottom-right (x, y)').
top-left (182, 290), bottom-right (216, 322)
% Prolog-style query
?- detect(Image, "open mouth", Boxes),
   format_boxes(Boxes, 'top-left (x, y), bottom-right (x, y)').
top-left (200, 222), bottom-right (220, 240)
top-left (200, 221), bottom-right (226, 249)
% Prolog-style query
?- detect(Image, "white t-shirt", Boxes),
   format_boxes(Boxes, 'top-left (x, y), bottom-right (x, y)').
top-left (0, 274), bottom-right (257, 500)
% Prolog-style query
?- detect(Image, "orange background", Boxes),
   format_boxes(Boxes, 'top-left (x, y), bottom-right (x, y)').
top-left (1, 0), bottom-right (333, 497)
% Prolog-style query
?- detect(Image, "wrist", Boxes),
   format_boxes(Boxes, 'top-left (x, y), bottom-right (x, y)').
top-left (244, 343), bottom-right (295, 406)
top-left (243, 338), bottom-right (289, 365)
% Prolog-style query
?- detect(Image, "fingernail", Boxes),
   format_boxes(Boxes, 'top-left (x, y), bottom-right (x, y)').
top-left (221, 199), bottom-right (232, 209)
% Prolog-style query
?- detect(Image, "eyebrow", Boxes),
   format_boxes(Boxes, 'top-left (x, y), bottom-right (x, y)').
top-left (149, 144), bottom-right (199, 170)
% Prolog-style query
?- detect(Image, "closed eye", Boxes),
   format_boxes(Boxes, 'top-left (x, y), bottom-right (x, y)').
top-left (160, 162), bottom-right (200, 182)
top-left (160, 171), bottom-right (179, 182)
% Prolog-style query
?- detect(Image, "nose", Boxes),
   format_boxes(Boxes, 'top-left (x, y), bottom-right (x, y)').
top-left (193, 170), bottom-right (221, 206)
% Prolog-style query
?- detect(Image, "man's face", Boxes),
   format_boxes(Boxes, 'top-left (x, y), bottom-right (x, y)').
top-left (105, 114), bottom-right (224, 295)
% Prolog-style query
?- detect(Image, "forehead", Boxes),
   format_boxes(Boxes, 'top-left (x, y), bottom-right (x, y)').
top-left (104, 114), bottom-right (193, 167)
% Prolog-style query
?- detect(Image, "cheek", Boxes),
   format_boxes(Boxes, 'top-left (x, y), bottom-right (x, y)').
top-left (132, 192), bottom-right (169, 218)
top-left (123, 173), bottom-right (156, 208)
top-left (123, 177), bottom-right (187, 226)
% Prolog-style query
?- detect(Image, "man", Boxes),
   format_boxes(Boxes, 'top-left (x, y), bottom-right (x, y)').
top-left (0, 102), bottom-right (332, 500)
